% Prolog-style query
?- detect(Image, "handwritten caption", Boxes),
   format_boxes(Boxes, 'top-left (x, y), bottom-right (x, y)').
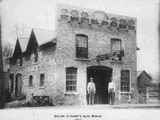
top-left (54, 114), bottom-right (102, 120)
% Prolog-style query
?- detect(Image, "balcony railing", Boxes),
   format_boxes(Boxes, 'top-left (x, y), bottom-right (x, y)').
top-left (96, 49), bottom-right (124, 62)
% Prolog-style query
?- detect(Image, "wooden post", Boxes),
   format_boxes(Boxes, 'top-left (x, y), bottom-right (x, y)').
top-left (146, 87), bottom-right (149, 104)
top-left (111, 61), bottom-right (121, 104)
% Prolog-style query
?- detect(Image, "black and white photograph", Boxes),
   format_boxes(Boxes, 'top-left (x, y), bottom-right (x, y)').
top-left (0, 0), bottom-right (160, 119)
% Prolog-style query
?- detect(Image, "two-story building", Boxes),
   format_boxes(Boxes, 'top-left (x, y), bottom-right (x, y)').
top-left (9, 5), bottom-right (137, 105)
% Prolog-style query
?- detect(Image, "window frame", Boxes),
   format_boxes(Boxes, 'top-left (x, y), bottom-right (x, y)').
top-left (17, 58), bottom-right (23, 66)
top-left (111, 38), bottom-right (122, 52)
top-left (120, 69), bottom-right (131, 93)
top-left (34, 52), bottom-right (38, 62)
top-left (75, 34), bottom-right (88, 59)
top-left (40, 73), bottom-right (45, 87)
top-left (65, 67), bottom-right (78, 93)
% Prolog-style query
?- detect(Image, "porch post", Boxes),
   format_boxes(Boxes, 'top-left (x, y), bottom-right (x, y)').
top-left (78, 65), bottom-right (87, 105)
top-left (146, 87), bottom-right (149, 104)
top-left (112, 62), bottom-right (121, 104)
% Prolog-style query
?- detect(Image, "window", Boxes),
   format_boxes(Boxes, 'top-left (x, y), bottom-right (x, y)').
top-left (40, 74), bottom-right (45, 86)
top-left (66, 67), bottom-right (77, 92)
top-left (34, 53), bottom-right (38, 62)
top-left (31, 53), bottom-right (38, 62)
top-left (121, 70), bottom-right (130, 92)
top-left (111, 38), bottom-right (124, 61)
top-left (17, 58), bottom-right (22, 66)
top-left (111, 38), bottom-right (122, 52)
top-left (29, 75), bottom-right (33, 87)
top-left (76, 34), bottom-right (88, 58)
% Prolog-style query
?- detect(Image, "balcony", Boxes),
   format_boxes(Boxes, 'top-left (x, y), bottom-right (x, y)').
top-left (96, 50), bottom-right (124, 63)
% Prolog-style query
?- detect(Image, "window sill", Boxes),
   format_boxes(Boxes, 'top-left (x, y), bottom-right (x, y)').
top-left (75, 58), bottom-right (90, 61)
top-left (64, 91), bottom-right (79, 96)
top-left (120, 92), bottom-right (131, 94)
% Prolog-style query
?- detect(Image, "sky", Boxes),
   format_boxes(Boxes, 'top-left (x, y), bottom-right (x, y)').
top-left (1, 0), bottom-right (159, 80)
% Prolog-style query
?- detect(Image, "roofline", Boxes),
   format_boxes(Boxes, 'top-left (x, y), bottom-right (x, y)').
top-left (11, 29), bottom-right (56, 58)
top-left (137, 70), bottom-right (152, 80)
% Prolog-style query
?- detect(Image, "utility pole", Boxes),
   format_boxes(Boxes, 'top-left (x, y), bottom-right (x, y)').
top-left (0, 0), bottom-right (5, 108)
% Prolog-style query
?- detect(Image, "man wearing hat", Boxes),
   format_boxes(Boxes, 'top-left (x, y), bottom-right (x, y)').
top-left (108, 80), bottom-right (115, 105)
top-left (87, 77), bottom-right (96, 105)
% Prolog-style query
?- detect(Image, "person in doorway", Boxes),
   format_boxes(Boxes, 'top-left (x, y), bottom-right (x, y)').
top-left (108, 81), bottom-right (115, 105)
top-left (87, 77), bottom-right (96, 105)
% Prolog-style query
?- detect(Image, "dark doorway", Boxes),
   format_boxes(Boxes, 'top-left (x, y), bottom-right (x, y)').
top-left (87, 66), bottom-right (112, 104)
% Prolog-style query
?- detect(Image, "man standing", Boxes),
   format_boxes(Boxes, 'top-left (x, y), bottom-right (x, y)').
top-left (108, 81), bottom-right (115, 105)
top-left (87, 77), bottom-right (96, 105)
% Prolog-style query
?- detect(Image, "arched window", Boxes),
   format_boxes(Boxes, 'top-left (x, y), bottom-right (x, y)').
top-left (66, 67), bottom-right (77, 92)
top-left (29, 75), bottom-right (33, 87)
top-left (76, 34), bottom-right (88, 58)
top-left (9, 74), bottom-right (14, 93)
top-left (15, 73), bottom-right (22, 97)
top-left (40, 73), bottom-right (45, 86)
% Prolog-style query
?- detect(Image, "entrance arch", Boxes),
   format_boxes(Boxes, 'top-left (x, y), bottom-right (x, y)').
top-left (15, 73), bottom-right (22, 97)
top-left (87, 66), bottom-right (112, 104)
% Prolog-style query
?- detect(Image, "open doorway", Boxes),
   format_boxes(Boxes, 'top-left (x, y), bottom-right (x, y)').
top-left (87, 66), bottom-right (112, 104)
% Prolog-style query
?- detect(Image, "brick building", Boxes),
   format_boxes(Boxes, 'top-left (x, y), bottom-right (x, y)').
top-left (9, 5), bottom-right (137, 105)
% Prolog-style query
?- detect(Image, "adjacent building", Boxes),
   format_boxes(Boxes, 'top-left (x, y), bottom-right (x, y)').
top-left (8, 5), bottom-right (137, 105)
top-left (137, 71), bottom-right (160, 104)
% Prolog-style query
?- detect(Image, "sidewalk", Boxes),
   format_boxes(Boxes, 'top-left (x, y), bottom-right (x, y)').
top-left (112, 104), bottom-right (160, 109)
top-left (4, 101), bottom-right (160, 109)
top-left (82, 104), bottom-right (160, 109)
